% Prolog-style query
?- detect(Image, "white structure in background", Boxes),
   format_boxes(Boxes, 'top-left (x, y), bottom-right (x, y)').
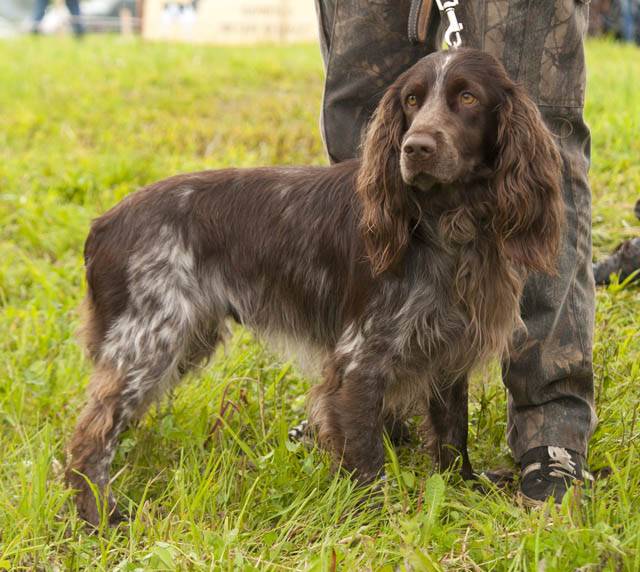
top-left (0, 0), bottom-right (30, 35)
top-left (0, 17), bottom-right (19, 37)
top-left (143, 0), bottom-right (318, 43)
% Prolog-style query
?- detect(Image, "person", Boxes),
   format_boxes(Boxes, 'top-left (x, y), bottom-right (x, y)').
top-left (620, 0), bottom-right (638, 44)
top-left (32, 0), bottom-right (84, 37)
top-left (314, 0), bottom-right (597, 505)
top-left (593, 199), bottom-right (640, 285)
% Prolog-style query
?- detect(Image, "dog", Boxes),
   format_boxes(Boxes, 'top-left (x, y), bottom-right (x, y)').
top-left (66, 48), bottom-right (563, 525)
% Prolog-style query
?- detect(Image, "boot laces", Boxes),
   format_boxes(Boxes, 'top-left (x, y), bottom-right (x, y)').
top-left (547, 446), bottom-right (577, 479)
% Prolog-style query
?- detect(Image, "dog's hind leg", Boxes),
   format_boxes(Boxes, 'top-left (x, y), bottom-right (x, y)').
top-left (66, 362), bottom-right (134, 526)
top-left (67, 229), bottom-right (222, 526)
top-left (67, 306), bottom-right (223, 526)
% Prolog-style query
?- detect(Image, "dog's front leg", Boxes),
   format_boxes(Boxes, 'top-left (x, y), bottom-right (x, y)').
top-left (309, 356), bottom-right (386, 484)
top-left (421, 375), bottom-right (474, 479)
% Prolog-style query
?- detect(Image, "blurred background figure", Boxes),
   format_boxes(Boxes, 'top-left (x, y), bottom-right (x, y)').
top-left (32, 0), bottom-right (84, 36)
top-left (589, 0), bottom-right (640, 44)
top-left (0, 0), bottom-right (29, 36)
top-left (621, 0), bottom-right (639, 43)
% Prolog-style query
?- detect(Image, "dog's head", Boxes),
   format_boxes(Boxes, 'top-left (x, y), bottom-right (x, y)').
top-left (357, 48), bottom-right (564, 276)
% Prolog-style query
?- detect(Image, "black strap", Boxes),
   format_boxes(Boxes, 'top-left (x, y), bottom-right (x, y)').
top-left (408, 0), bottom-right (434, 44)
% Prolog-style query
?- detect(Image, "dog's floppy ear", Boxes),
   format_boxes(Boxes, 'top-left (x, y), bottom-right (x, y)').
top-left (492, 83), bottom-right (564, 275)
top-left (356, 85), bottom-right (411, 276)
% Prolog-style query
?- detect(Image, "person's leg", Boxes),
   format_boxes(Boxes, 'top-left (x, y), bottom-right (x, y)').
top-left (314, 0), bottom-right (433, 162)
top-left (32, 0), bottom-right (50, 33)
top-left (453, 0), bottom-right (596, 489)
top-left (316, 0), bottom-right (597, 500)
top-left (620, 0), bottom-right (635, 42)
top-left (65, 0), bottom-right (84, 36)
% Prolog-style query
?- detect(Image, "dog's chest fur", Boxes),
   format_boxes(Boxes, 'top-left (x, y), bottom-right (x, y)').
top-left (350, 227), bottom-right (524, 414)
top-left (269, 222), bottom-right (526, 417)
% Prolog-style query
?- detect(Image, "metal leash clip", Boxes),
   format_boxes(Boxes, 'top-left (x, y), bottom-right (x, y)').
top-left (435, 0), bottom-right (463, 48)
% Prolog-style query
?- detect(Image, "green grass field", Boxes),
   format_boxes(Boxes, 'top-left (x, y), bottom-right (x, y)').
top-left (0, 36), bottom-right (639, 571)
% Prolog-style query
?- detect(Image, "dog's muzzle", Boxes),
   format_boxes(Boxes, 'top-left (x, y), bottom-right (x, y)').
top-left (400, 131), bottom-right (460, 190)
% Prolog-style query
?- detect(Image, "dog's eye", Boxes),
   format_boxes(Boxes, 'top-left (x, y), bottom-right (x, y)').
top-left (406, 94), bottom-right (418, 107)
top-left (460, 92), bottom-right (478, 106)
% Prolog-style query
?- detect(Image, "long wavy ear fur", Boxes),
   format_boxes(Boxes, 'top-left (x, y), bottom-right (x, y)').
top-left (492, 83), bottom-right (564, 275)
top-left (356, 86), bottom-right (411, 276)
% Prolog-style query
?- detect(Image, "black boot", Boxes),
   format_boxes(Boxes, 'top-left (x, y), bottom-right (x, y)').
top-left (519, 446), bottom-right (593, 506)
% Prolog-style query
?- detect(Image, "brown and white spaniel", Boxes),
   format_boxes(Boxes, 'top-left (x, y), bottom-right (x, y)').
top-left (67, 48), bottom-right (563, 525)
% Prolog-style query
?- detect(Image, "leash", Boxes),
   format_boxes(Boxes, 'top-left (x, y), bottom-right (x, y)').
top-left (437, 0), bottom-right (464, 48)
top-left (408, 0), bottom-right (463, 49)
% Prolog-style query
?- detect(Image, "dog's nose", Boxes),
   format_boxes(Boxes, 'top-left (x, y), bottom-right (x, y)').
top-left (403, 133), bottom-right (437, 158)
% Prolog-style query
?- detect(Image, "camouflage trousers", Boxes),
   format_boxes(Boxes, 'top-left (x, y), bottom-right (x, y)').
top-left (315, 0), bottom-right (597, 460)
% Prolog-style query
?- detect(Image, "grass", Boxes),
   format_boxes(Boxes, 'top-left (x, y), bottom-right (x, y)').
top-left (0, 36), bottom-right (639, 571)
